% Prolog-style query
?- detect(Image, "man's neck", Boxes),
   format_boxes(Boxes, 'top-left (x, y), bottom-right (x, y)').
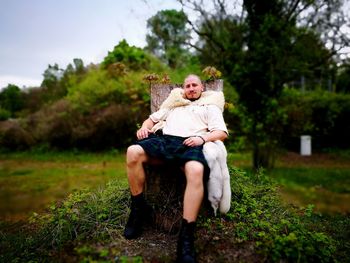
top-left (188, 96), bottom-right (201, 102)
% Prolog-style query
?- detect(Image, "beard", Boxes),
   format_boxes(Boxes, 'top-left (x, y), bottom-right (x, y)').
top-left (186, 92), bottom-right (202, 101)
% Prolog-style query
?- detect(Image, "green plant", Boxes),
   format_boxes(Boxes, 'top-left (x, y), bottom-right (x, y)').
top-left (103, 39), bottom-right (152, 71)
top-left (0, 107), bottom-right (11, 120)
top-left (0, 179), bottom-right (130, 262)
top-left (227, 167), bottom-right (337, 262)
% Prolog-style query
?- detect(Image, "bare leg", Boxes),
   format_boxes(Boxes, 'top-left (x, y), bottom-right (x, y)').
top-left (126, 145), bottom-right (148, 195)
top-left (124, 144), bottom-right (152, 239)
top-left (183, 160), bottom-right (204, 222)
top-left (177, 160), bottom-right (203, 262)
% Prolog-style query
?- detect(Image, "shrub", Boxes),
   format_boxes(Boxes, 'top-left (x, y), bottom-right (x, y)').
top-left (0, 180), bottom-right (130, 262)
top-left (66, 69), bottom-right (151, 111)
top-left (0, 108), bottom-right (11, 121)
top-left (73, 103), bottom-right (146, 150)
top-left (280, 89), bottom-right (350, 150)
top-left (0, 120), bottom-right (34, 150)
top-left (0, 84), bottom-right (24, 115)
top-left (227, 167), bottom-right (337, 262)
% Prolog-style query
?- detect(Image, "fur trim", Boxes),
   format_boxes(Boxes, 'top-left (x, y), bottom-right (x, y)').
top-left (203, 141), bottom-right (231, 215)
top-left (160, 88), bottom-right (225, 112)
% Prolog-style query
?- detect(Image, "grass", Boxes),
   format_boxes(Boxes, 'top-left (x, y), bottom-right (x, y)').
top-left (0, 150), bottom-right (127, 221)
top-left (269, 152), bottom-right (350, 214)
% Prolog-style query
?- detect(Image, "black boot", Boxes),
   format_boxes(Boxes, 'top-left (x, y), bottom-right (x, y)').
top-left (123, 193), bottom-right (151, 239)
top-left (177, 219), bottom-right (197, 263)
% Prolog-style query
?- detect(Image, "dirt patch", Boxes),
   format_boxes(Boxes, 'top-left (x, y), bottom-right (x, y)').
top-left (65, 223), bottom-right (263, 263)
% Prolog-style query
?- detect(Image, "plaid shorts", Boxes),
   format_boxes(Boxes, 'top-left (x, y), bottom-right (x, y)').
top-left (135, 134), bottom-right (209, 180)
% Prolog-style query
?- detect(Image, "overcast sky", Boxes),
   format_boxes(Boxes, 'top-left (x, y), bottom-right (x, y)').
top-left (0, 0), bottom-right (183, 88)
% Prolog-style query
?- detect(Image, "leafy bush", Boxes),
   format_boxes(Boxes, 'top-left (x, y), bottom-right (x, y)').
top-left (20, 99), bottom-right (147, 150)
top-left (280, 88), bottom-right (350, 150)
top-left (73, 103), bottom-right (145, 150)
top-left (0, 108), bottom-right (11, 121)
top-left (66, 68), bottom-right (151, 111)
top-left (0, 84), bottom-right (24, 115)
top-left (226, 167), bottom-right (337, 262)
top-left (0, 180), bottom-right (130, 262)
top-left (0, 120), bottom-right (34, 150)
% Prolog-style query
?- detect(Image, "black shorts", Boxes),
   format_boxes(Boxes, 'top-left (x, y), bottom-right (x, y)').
top-left (135, 134), bottom-right (209, 180)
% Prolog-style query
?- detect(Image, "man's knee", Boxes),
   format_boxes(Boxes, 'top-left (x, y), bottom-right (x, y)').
top-left (126, 145), bottom-right (146, 166)
top-left (184, 161), bottom-right (204, 185)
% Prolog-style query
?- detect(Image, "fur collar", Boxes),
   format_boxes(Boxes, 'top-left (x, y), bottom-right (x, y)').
top-left (160, 88), bottom-right (225, 112)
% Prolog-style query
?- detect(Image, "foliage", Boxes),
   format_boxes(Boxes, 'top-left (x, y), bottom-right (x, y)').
top-left (0, 98), bottom-right (146, 151)
top-left (202, 66), bottom-right (222, 80)
top-left (0, 108), bottom-right (11, 121)
top-left (145, 9), bottom-right (191, 68)
top-left (0, 120), bottom-right (35, 150)
top-left (41, 63), bottom-right (64, 88)
top-left (336, 61), bottom-right (350, 93)
top-left (280, 88), bottom-right (350, 150)
top-left (0, 84), bottom-right (24, 116)
top-left (102, 39), bottom-right (165, 72)
top-left (0, 180), bottom-right (130, 262)
top-left (67, 68), bottom-right (129, 109)
top-left (166, 56), bottom-right (203, 83)
top-left (225, 167), bottom-right (337, 262)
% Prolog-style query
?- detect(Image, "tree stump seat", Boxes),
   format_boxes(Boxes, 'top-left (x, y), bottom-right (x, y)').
top-left (144, 79), bottom-right (223, 233)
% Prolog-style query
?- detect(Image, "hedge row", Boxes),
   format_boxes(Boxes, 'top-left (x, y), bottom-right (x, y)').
top-left (0, 89), bottom-right (349, 152)
top-left (0, 99), bottom-right (148, 151)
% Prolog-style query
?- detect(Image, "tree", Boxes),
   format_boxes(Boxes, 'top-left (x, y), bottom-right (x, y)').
top-left (336, 61), bottom-right (350, 93)
top-left (0, 84), bottom-right (24, 115)
top-left (41, 63), bottom-right (63, 89)
top-left (179, 0), bottom-right (350, 168)
top-left (103, 39), bottom-right (151, 70)
top-left (145, 9), bottom-right (191, 68)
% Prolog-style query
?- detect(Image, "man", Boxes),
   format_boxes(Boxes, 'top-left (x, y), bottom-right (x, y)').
top-left (124, 74), bottom-right (228, 263)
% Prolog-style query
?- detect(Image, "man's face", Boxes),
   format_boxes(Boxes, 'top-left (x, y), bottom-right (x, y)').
top-left (183, 77), bottom-right (203, 100)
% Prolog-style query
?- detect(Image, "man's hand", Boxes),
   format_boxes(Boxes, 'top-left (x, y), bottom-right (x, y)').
top-left (183, 136), bottom-right (205, 147)
top-left (137, 127), bottom-right (152, 140)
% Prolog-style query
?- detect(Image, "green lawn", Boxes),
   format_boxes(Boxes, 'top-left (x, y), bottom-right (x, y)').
top-left (270, 151), bottom-right (350, 214)
top-left (228, 151), bottom-right (350, 214)
top-left (0, 150), bottom-right (127, 221)
top-left (270, 167), bottom-right (350, 214)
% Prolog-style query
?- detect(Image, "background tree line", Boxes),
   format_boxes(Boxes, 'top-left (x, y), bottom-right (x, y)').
top-left (1, 0), bottom-right (350, 169)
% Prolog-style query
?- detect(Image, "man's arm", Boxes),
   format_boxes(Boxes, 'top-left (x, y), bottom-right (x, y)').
top-left (183, 130), bottom-right (227, 147)
top-left (136, 118), bottom-right (156, 140)
top-left (202, 130), bottom-right (228, 143)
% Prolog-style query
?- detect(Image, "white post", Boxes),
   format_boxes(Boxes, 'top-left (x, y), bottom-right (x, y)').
top-left (300, 135), bottom-right (312, 156)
